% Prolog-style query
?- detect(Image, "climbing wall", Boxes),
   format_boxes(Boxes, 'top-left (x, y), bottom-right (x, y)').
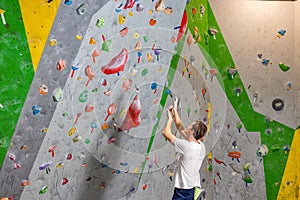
top-left (0, 0), bottom-right (299, 200)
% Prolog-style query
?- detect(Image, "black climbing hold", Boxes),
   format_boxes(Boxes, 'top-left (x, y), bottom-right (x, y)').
top-left (272, 98), bottom-right (284, 111)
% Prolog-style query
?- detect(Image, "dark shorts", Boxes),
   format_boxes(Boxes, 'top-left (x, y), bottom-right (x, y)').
top-left (172, 187), bottom-right (194, 200)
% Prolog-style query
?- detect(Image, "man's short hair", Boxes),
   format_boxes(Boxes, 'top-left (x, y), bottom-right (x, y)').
top-left (192, 120), bottom-right (207, 140)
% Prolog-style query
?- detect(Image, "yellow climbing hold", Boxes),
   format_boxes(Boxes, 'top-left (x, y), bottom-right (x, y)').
top-left (207, 103), bottom-right (212, 133)
top-left (75, 35), bottom-right (82, 40)
top-left (49, 39), bottom-right (57, 46)
top-left (118, 15), bottom-right (126, 25)
top-left (68, 127), bottom-right (76, 136)
top-left (133, 167), bottom-right (139, 174)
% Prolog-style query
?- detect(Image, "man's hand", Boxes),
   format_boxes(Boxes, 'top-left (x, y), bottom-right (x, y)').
top-left (163, 107), bottom-right (176, 145)
top-left (173, 96), bottom-right (179, 111)
top-left (166, 106), bottom-right (174, 120)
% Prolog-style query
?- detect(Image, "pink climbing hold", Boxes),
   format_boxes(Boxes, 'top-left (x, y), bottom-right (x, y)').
top-left (85, 65), bottom-right (94, 87)
top-left (116, 95), bottom-right (141, 131)
top-left (101, 48), bottom-right (128, 75)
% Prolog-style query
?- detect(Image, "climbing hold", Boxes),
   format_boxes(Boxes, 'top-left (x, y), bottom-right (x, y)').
top-left (39, 84), bottom-right (48, 95)
top-left (52, 87), bottom-right (63, 102)
top-left (71, 65), bottom-right (79, 78)
top-left (149, 18), bottom-right (157, 26)
top-left (271, 144), bottom-right (280, 152)
top-left (143, 35), bottom-right (149, 42)
top-left (85, 103), bottom-right (94, 112)
top-left (56, 163), bottom-right (64, 168)
top-left (56, 59), bottom-right (66, 71)
top-left (256, 144), bottom-right (269, 157)
top-left (76, 4), bottom-right (87, 15)
top-left (236, 122), bottom-right (243, 133)
top-left (154, 49), bottom-right (162, 61)
top-left (272, 98), bottom-right (284, 111)
top-left (101, 123), bottom-right (109, 130)
top-left (164, 7), bottom-right (173, 14)
top-left (208, 28), bottom-right (218, 39)
top-left (48, 144), bottom-right (57, 157)
top-left (119, 27), bottom-right (129, 37)
top-left (228, 151), bottom-right (241, 162)
top-left (75, 35), bottom-right (82, 40)
top-left (243, 176), bottom-right (253, 187)
top-left (85, 65), bottom-right (94, 87)
top-left (228, 67), bottom-right (239, 79)
top-left (118, 15), bottom-right (126, 25)
top-left (151, 82), bottom-right (158, 93)
top-left (72, 136), bottom-right (81, 143)
top-left (32, 105), bottom-right (41, 115)
top-left (283, 145), bottom-right (290, 155)
top-left (235, 88), bottom-right (241, 96)
top-left (90, 122), bottom-right (97, 133)
top-left (68, 127), bottom-right (76, 136)
top-left (243, 163), bottom-right (251, 174)
top-left (104, 103), bottom-right (117, 121)
top-left (253, 92), bottom-right (258, 102)
top-left (135, 41), bottom-right (142, 50)
top-left (278, 62), bottom-right (290, 72)
top-left (277, 29), bottom-right (286, 38)
top-left (39, 186), bottom-right (48, 194)
top-left (49, 39), bottom-right (57, 46)
top-left (122, 79), bottom-right (133, 91)
top-left (141, 68), bottom-right (148, 76)
top-left (262, 59), bottom-right (270, 66)
top-left (62, 178), bottom-right (69, 185)
top-left (286, 82), bottom-right (292, 91)
top-left (116, 95), bottom-right (141, 131)
top-left (214, 157), bottom-right (227, 166)
top-left (89, 37), bottom-right (96, 45)
top-left (142, 184), bottom-right (147, 190)
top-left (200, 4), bottom-right (205, 17)
top-left (101, 48), bottom-right (128, 74)
top-left (96, 17), bottom-right (105, 28)
top-left (101, 40), bottom-right (112, 52)
top-left (78, 90), bottom-right (89, 103)
top-left (136, 3), bottom-right (144, 12)
top-left (21, 180), bottom-right (30, 187)
top-left (108, 137), bottom-right (116, 144)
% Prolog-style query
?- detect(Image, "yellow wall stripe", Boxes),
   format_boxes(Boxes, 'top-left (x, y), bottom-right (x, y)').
top-left (18, 0), bottom-right (60, 71)
top-left (277, 128), bottom-right (300, 200)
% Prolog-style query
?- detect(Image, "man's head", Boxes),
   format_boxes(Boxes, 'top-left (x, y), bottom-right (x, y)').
top-left (190, 120), bottom-right (207, 141)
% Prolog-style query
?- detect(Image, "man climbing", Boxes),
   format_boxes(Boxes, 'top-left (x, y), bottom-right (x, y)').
top-left (163, 97), bottom-right (207, 200)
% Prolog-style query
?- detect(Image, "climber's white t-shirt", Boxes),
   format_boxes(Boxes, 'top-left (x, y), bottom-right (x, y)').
top-left (174, 138), bottom-right (206, 189)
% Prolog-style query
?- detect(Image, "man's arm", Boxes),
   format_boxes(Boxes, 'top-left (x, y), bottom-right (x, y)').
top-left (172, 97), bottom-right (188, 140)
top-left (163, 109), bottom-right (176, 145)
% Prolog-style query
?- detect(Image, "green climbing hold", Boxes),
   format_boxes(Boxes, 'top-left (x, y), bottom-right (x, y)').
top-left (243, 176), bottom-right (253, 183)
top-left (271, 144), bottom-right (280, 152)
top-left (39, 186), bottom-right (48, 194)
top-left (79, 90), bottom-right (89, 103)
top-left (85, 138), bottom-right (91, 144)
top-left (53, 87), bottom-right (63, 102)
top-left (143, 35), bottom-right (149, 42)
top-left (102, 40), bottom-right (112, 52)
top-left (278, 62), bottom-right (290, 72)
top-left (96, 17), bottom-right (105, 28)
top-left (141, 68), bottom-right (148, 76)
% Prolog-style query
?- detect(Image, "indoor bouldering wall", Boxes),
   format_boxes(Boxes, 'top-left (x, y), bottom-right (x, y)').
top-left (0, 0), bottom-right (299, 200)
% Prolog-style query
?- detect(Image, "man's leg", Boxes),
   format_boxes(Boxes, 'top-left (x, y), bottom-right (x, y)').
top-left (172, 187), bottom-right (194, 200)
